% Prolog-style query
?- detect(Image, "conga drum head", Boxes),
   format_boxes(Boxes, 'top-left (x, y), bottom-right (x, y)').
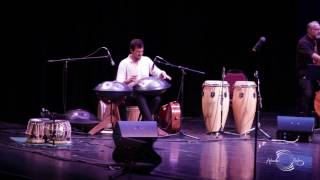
top-left (202, 80), bottom-right (230, 87)
top-left (233, 81), bottom-right (256, 88)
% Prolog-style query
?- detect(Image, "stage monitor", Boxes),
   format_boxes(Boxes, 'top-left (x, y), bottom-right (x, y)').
top-left (276, 116), bottom-right (315, 142)
top-left (112, 121), bottom-right (161, 174)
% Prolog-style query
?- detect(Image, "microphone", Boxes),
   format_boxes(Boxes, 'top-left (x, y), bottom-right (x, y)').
top-left (252, 36), bottom-right (266, 52)
top-left (254, 70), bottom-right (259, 78)
top-left (222, 66), bottom-right (226, 79)
top-left (103, 47), bottom-right (115, 66)
top-left (152, 57), bottom-right (156, 70)
top-left (155, 56), bottom-right (164, 61)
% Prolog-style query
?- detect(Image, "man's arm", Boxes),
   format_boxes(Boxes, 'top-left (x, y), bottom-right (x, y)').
top-left (312, 53), bottom-right (320, 64)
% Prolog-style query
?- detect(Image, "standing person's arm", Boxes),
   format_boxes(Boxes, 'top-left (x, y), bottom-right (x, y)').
top-left (312, 53), bottom-right (320, 64)
top-left (297, 39), bottom-right (320, 64)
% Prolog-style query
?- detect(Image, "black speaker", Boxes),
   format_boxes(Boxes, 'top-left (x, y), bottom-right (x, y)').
top-left (276, 116), bottom-right (315, 142)
top-left (112, 121), bottom-right (161, 174)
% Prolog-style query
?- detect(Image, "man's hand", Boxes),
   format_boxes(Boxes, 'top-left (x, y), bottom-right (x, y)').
top-left (312, 53), bottom-right (320, 64)
top-left (125, 75), bottom-right (138, 84)
top-left (160, 71), bottom-right (172, 80)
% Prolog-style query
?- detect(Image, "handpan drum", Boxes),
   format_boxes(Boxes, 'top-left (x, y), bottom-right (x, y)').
top-left (133, 77), bottom-right (171, 96)
top-left (94, 81), bottom-right (132, 102)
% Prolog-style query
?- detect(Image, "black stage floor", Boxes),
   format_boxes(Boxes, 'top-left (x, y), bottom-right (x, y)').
top-left (0, 112), bottom-right (319, 180)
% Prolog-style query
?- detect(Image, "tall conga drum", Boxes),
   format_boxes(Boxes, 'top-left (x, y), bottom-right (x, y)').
top-left (202, 80), bottom-right (230, 133)
top-left (232, 81), bottom-right (257, 134)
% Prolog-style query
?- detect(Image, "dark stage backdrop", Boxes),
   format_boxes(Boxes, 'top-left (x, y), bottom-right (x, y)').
top-left (2, 1), bottom-right (319, 122)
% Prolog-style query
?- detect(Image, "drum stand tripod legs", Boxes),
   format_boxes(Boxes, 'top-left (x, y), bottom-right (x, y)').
top-left (241, 124), bottom-right (271, 139)
top-left (165, 132), bottom-right (200, 140)
top-left (215, 67), bottom-right (239, 137)
top-left (177, 130), bottom-right (200, 139)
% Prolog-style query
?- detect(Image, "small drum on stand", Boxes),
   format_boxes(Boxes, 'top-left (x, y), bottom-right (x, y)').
top-left (126, 106), bottom-right (141, 121)
top-left (25, 118), bottom-right (47, 144)
top-left (44, 120), bottom-right (72, 144)
top-left (97, 100), bottom-right (114, 129)
top-left (232, 81), bottom-right (257, 134)
top-left (202, 80), bottom-right (230, 133)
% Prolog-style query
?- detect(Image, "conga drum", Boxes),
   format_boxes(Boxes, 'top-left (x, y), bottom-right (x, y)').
top-left (232, 81), bottom-right (257, 134)
top-left (202, 80), bottom-right (230, 133)
top-left (44, 120), bottom-right (72, 144)
top-left (25, 118), bottom-right (47, 144)
top-left (126, 106), bottom-right (141, 121)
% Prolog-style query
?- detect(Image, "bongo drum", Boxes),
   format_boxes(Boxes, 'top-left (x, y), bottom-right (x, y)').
top-left (25, 118), bottom-right (47, 144)
top-left (97, 100), bottom-right (107, 121)
top-left (126, 106), bottom-right (141, 121)
top-left (44, 120), bottom-right (72, 144)
top-left (232, 81), bottom-right (257, 134)
top-left (202, 80), bottom-right (230, 133)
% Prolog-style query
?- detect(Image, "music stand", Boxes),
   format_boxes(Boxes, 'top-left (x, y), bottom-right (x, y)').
top-left (154, 57), bottom-right (205, 139)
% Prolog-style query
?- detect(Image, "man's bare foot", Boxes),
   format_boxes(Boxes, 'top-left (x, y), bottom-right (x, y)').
top-left (158, 128), bottom-right (168, 136)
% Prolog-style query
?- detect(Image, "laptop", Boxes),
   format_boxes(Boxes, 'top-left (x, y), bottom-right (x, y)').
top-left (277, 116), bottom-right (314, 132)
top-left (117, 121), bottom-right (158, 138)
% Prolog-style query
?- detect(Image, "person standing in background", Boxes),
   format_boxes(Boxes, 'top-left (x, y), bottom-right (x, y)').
top-left (296, 20), bottom-right (320, 116)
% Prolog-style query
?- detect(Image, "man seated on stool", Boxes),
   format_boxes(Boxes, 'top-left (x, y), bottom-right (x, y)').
top-left (116, 38), bottom-right (171, 136)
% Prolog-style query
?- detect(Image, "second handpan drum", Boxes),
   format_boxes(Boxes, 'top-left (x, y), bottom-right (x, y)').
top-left (202, 80), bottom-right (230, 133)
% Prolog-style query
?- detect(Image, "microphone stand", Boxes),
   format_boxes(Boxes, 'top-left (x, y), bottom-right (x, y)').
top-left (219, 67), bottom-right (226, 135)
top-left (216, 67), bottom-right (238, 137)
top-left (254, 71), bottom-right (271, 139)
top-left (48, 55), bottom-right (109, 113)
top-left (154, 59), bottom-right (205, 140)
top-left (253, 70), bottom-right (271, 180)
